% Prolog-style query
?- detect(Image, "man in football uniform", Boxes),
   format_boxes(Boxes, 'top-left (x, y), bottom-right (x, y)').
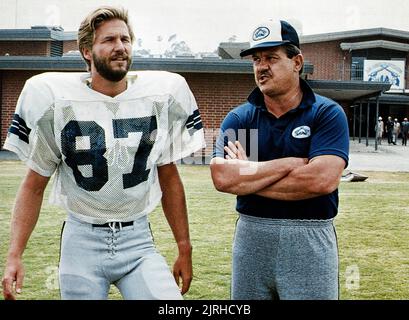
top-left (2, 6), bottom-right (205, 300)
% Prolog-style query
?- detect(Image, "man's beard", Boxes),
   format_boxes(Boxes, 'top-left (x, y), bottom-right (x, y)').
top-left (93, 53), bottom-right (132, 82)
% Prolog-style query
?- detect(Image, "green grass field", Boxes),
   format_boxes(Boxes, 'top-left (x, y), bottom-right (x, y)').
top-left (1, 161), bottom-right (409, 300)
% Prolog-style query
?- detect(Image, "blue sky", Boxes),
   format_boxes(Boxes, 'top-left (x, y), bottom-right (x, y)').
top-left (0, 0), bottom-right (407, 53)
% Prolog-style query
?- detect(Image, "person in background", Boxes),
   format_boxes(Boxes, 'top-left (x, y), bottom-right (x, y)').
top-left (393, 118), bottom-right (400, 145)
top-left (401, 118), bottom-right (409, 146)
top-left (386, 116), bottom-right (394, 145)
top-left (375, 116), bottom-right (384, 145)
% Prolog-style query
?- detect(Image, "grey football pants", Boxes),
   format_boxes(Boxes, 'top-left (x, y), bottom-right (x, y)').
top-left (59, 213), bottom-right (182, 300)
top-left (231, 214), bottom-right (339, 300)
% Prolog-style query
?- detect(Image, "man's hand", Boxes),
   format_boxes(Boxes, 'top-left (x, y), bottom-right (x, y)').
top-left (224, 141), bottom-right (248, 160)
top-left (211, 140), bottom-right (308, 195)
top-left (256, 155), bottom-right (346, 200)
top-left (2, 256), bottom-right (24, 300)
top-left (172, 244), bottom-right (193, 295)
top-left (1, 169), bottom-right (49, 300)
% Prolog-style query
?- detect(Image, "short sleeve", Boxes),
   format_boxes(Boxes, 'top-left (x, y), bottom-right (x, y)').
top-left (213, 111), bottom-right (242, 158)
top-left (309, 102), bottom-right (349, 167)
top-left (2, 78), bottom-right (61, 176)
top-left (157, 77), bottom-right (206, 165)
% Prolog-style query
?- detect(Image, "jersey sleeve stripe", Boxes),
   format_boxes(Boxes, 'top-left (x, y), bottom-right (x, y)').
top-left (185, 110), bottom-right (203, 136)
top-left (8, 114), bottom-right (31, 144)
top-left (186, 110), bottom-right (203, 128)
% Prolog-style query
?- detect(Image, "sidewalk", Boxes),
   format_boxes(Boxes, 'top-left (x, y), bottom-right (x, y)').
top-left (348, 138), bottom-right (409, 172)
top-left (1, 138), bottom-right (409, 172)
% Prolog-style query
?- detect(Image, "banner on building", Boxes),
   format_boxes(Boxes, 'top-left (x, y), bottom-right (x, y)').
top-left (364, 60), bottom-right (405, 91)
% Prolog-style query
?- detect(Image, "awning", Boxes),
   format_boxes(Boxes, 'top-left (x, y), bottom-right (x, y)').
top-left (307, 80), bottom-right (391, 103)
top-left (340, 40), bottom-right (409, 52)
top-left (368, 93), bottom-right (409, 105)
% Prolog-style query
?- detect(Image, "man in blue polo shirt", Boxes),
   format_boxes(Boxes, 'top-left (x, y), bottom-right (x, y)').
top-left (210, 19), bottom-right (349, 300)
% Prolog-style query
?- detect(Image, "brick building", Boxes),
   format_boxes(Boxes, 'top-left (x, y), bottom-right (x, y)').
top-left (1, 25), bottom-right (404, 154)
top-left (302, 28), bottom-right (409, 138)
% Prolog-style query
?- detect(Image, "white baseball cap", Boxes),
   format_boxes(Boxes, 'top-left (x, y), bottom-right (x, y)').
top-left (240, 20), bottom-right (300, 57)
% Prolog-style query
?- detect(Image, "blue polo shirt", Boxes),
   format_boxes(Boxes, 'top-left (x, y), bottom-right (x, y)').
top-left (214, 79), bottom-right (349, 220)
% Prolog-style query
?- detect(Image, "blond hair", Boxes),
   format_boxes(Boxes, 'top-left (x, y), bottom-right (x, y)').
top-left (78, 6), bottom-right (135, 69)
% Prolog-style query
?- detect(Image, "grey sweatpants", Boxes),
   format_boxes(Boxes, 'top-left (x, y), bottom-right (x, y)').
top-left (231, 214), bottom-right (339, 300)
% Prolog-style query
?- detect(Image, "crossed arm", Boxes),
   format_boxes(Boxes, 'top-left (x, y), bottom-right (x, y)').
top-left (210, 141), bottom-right (346, 201)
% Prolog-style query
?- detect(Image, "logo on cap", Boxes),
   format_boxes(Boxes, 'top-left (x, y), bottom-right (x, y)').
top-left (253, 27), bottom-right (270, 41)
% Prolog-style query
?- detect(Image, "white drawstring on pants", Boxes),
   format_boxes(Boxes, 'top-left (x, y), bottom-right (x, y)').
top-left (108, 221), bottom-right (123, 232)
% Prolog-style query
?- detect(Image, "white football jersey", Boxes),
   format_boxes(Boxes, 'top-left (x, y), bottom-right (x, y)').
top-left (4, 71), bottom-right (205, 224)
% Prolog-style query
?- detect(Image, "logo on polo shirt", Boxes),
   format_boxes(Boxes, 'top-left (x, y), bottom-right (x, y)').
top-left (292, 126), bottom-right (311, 138)
top-left (253, 27), bottom-right (270, 41)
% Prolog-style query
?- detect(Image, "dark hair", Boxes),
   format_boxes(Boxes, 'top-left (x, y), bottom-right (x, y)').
top-left (282, 43), bottom-right (303, 75)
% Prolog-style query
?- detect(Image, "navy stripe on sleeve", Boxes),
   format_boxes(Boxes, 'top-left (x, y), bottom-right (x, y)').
top-left (8, 114), bottom-right (31, 144)
top-left (186, 109), bottom-right (203, 135)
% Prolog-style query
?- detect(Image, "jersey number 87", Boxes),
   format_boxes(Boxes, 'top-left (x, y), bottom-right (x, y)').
top-left (61, 116), bottom-right (157, 192)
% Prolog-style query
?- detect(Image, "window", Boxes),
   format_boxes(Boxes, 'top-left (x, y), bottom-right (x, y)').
top-left (351, 57), bottom-right (364, 80)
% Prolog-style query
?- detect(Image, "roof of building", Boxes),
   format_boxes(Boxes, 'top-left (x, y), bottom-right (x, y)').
top-left (301, 27), bottom-right (409, 44)
top-left (0, 26), bottom-right (76, 41)
top-left (0, 25), bottom-right (399, 104)
top-left (340, 40), bottom-right (409, 52)
top-left (218, 42), bottom-right (246, 60)
top-left (219, 27), bottom-right (409, 59)
top-left (0, 55), bottom-right (249, 73)
top-left (0, 54), bottom-right (314, 75)
top-left (0, 55), bottom-right (389, 103)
